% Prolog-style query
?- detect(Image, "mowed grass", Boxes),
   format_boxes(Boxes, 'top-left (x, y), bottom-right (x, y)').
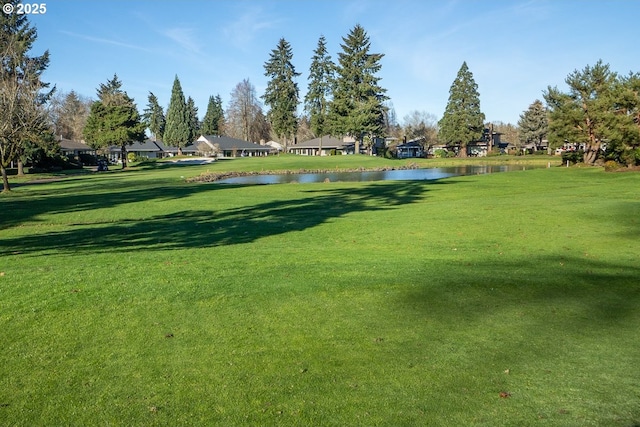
top-left (0, 157), bottom-right (639, 426)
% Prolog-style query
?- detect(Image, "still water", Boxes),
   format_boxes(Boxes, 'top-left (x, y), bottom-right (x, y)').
top-left (217, 164), bottom-right (539, 185)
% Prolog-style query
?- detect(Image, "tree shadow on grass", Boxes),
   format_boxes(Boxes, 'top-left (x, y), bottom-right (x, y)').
top-left (401, 254), bottom-right (640, 326)
top-left (394, 252), bottom-right (640, 423)
top-left (0, 180), bottom-right (447, 255)
top-left (0, 174), bottom-right (241, 230)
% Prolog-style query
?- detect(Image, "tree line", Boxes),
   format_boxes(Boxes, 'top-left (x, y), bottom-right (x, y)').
top-left (2, 3), bottom-right (640, 191)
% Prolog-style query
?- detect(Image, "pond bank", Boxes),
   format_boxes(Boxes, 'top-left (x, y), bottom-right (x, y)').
top-left (186, 163), bottom-right (422, 183)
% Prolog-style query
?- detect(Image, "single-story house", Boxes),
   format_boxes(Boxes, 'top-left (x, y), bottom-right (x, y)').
top-left (288, 136), bottom-right (350, 156)
top-left (107, 140), bottom-right (162, 162)
top-left (58, 138), bottom-right (95, 157)
top-left (288, 135), bottom-right (387, 156)
top-left (197, 135), bottom-right (273, 157)
top-left (264, 140), bottom-right (284, 152)
top-left (154, 140), bottom-right (200, 157)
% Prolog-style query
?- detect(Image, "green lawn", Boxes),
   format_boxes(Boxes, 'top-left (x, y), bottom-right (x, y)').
top-left (1, 157), bottom-right (639, 426)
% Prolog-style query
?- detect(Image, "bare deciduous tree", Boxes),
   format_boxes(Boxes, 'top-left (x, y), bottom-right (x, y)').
top-left (1, 9), bottom-right (53, 190)
top-left (226, 79), bottom-right (269, 142)
top-left (49, 90), bottom-right (92, 141)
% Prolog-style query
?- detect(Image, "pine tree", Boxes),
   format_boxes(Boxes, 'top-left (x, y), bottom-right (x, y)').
top-left (329, 24), bottom-right (388, 154)
top-left (214, 95), bottom-right (225, 135)
top-left (0, 1), bottom-right (53, 190)
top-left (544, 60), bottom-right (619, 165)
top-left (83, 74), bottom-right (145, 169)
top-left (438, 62), bottom-right (485, 157)
top-left (143, 92), bottom-right (165, 142)
top-left (186, 96), bottom-right (199, 142)
top-left (610, 72), bottom-right (640, 165)
top-left (518, 100), bottom-right (548, 152)
top-left (164, 75), bottom-right (190, 154)
top-left (201, 95), bottom-right (224, 136)
top-left (304, 35), bottom-right (335, 153)
top-left (262, 38), bottom-right (300, 149)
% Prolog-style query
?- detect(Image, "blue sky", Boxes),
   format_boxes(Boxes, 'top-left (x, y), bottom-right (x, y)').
top-left (31, 0), bottom-right (639, 126)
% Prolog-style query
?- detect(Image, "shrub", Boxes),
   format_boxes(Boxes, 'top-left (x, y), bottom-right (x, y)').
top-left (433, 149), bottom-right (447, 158)
top-left (78, 153), bottom-right (99, 166)
top-left (127, 152), bottom-right (143, 163)
top-left (620, 148), bottom-right (640, 167)
top-left (561, 150), bottom-right (584, 164)
top-left (604, 160), bottom-right (621, 171)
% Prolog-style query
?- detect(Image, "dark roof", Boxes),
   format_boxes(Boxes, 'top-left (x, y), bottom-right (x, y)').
top-left (154, 140), bottom-right (200, 154)
top-left (130, 140), bottom-right (161, 152)
top-left (199, 135), bottom-right (272, 151)
top-left (290, 135), bottom-right (348, 149)
top-left (59, 139), bottom-right (93, 151)
top-left (397, 141), bottom-right (423, 148)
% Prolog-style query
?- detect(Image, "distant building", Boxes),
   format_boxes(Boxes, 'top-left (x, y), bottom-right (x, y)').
top-left (196, 135), bottom-right (273, 157)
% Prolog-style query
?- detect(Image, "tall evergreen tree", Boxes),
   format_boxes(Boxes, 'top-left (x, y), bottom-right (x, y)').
top-left (518, 99), bottom-right (548, 152)
top-left (262, 38), bottom-right (300, 149)
top-left (163, 75), bottom-right (190, 154)
top-left (143, 92), bottom-right (165, 142)
top-left (83, 74), bottom-right (145, 169)
top-left (438, 61), bottom-right (485, 157)
top-left (544, 60), bottom-right (619, 165)
top-left (329, 24), bottom-right (388, 154)
top-left (186, 96), bottom-right (199, 142)
top-left (304, 35), bottom-right (335, 153)
top-left (201, 94), bottom-right (224, 136)
top-left (0, 1), bottom-right (53, 191)
top-left (608, 71), bottom-right (640, 165)
top-left (214, 95), bottom-right (226, 135)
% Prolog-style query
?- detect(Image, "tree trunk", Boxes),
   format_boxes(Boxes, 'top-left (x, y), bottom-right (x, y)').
top-left (584, 148), bottom-right (598, 165)
top-left (1, 165), bottom-right (10, 192)
top-left (121, 144), bottom-right (127, 169)
top-left (458, 145), bottom-right (468, 158)
top-left (17, 159), bottom-right (25, 176)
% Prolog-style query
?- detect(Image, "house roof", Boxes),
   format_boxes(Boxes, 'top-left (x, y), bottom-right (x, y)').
top-left (59, 139), bottom-right (93, 151)
top-left (198, 135), bottom-right (272, 151)
top-left (397, 141), bottom-right (424, 148)
top-left (129, 140), bottom-right (162, 152)
top-left (154, 140), bottom-right (200, 154)
top-left (290, 135), bottom-right (348, 150)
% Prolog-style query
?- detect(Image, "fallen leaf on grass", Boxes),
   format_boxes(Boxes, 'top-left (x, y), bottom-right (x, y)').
top-left (499, 391), bottom-right (511, 398)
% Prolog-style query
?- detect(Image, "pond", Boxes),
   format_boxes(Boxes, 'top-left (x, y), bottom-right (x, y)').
top-left (216, 164), bottom-right (542, 185)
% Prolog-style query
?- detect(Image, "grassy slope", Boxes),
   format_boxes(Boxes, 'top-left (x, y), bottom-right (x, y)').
top-left (0, 158), bottom-right (639, 426)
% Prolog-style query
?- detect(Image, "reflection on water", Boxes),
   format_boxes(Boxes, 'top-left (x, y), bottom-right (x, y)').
top-left (217, 165), bottom-right (538, 185)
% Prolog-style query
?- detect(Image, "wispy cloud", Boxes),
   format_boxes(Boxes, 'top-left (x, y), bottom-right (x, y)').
top-left (222, 6), bottom-right (281, 49)
top-left (59, 30), bottom-right (151, 52)
top-left (163, 27), bottom-right (202, 54)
